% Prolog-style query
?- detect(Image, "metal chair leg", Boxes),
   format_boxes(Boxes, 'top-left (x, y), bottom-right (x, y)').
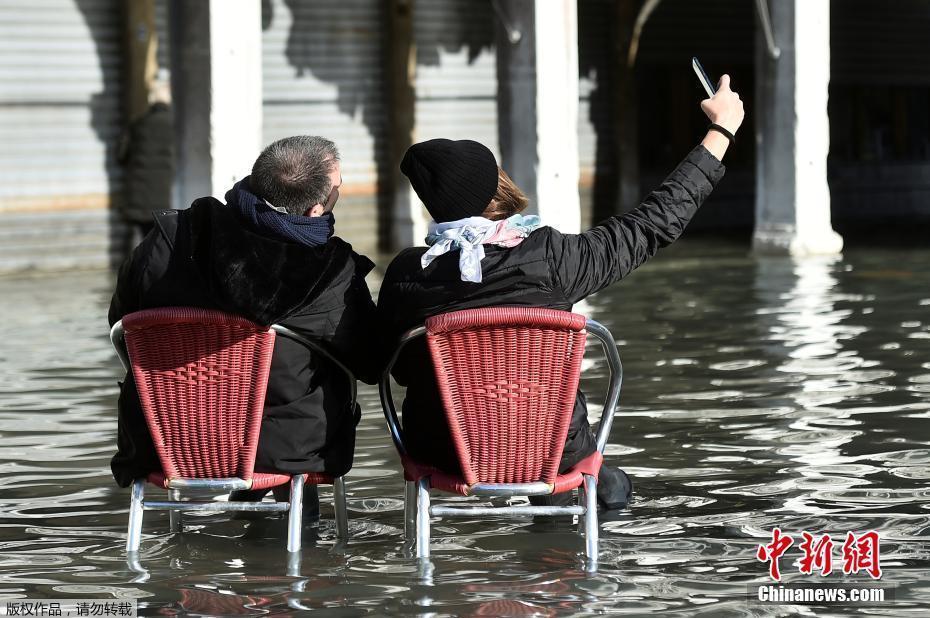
top-left (577, 487), bottom-right (585, 534)
top-left (415, 477), bottom-right (431, 559)
top-left (286, 551), bottom-right (302, 578)
top-left (404, 480), bottom-right (417, 541)
top-left (126, 552), bottom-right (150, 584)
top-left (287, 475), bottom-right (305, 553)
top-left (584, 474), bottom-right (599, 565)
top-left (168, 489), bottom-right (181, 533)
top-left (333, 476), bottom-right (349, 539)
top-left (126, 480), bottom-right (145, 553)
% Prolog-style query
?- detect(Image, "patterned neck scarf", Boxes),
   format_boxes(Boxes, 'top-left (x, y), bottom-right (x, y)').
top-left (422, 214), bottom-right (542, 282)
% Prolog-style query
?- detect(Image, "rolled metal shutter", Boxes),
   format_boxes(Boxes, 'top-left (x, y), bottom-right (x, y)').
top-left (0, 0), bottom-right (124, 272)
top-left (832, 0), bottom-right (930, 85)
top-left (262, 0), bottom-right (386, 255)
top-left (829, 0), bottom-right (930, 222)
top-left (413, 0), bottom-right (499, 157)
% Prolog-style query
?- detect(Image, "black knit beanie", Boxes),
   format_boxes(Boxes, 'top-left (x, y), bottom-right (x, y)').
top-left (400, 139), bottom-right (499, 223)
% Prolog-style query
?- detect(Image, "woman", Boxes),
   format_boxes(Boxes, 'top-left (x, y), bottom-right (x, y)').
top-left (377, 76), bottom-right (745, 509)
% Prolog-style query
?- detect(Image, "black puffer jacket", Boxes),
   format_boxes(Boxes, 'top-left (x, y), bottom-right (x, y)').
top-left (108, 199), bottom-right (378, 487)
top-left (377, 145), bottom-right (725, 473)
top-left (117, 102), bottom-right (174, 224)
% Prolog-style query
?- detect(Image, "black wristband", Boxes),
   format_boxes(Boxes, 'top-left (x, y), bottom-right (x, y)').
top-left (708, 123), bottom-right (736, 146)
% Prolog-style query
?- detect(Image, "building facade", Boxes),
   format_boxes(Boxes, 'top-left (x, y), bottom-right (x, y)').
top-left (1, 0), bottom-right (928, 273)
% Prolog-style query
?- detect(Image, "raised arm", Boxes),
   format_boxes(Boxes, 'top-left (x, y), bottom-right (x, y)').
top-left (552, 74), bottom-right (745, 303)
top-left (699, 74), bottom-right (744, 161)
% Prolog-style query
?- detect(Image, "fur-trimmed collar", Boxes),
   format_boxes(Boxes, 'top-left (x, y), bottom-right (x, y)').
top-left (185, 198), bottom-right (369, 326)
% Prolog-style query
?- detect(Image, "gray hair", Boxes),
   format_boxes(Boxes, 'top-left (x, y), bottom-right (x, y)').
top-left (250, 136), bottom-right (340, 215)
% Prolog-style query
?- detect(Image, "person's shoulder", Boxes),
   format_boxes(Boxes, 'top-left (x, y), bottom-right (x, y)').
top-left (384, 246), bottom-right (428, 280)
top-left (152, 199), bottom-right (221, 246)
top-left (528, 224), bottom-right (574, 249)
top-left (324, 236), bottom-right (378, 280)
top-left (393, 245), bottom-right (428, 262)
top-left (152, 207), bottom-right (181, 226)
top-left (328, 236), bottom-right (370, 262)
top-left (490, 225), bottom-right (565, 268)
top-left (178, 197), bottom-right (225, 229)
top-left (132, 208), bottom-right (183, 251)
top-left (508, 225), bottom-right (559, 257)
top-left (527, 225), bottom-right (559, 241)
top-left (188, 196), bottom-right (223, 213)
top-left (385, 245), bottom-right (428, 269)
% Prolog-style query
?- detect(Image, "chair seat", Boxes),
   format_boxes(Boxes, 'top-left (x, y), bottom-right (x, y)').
top-left (146, 471), bottom-right (336, 490)
top-left (401, 450), bottom-right (603, 496)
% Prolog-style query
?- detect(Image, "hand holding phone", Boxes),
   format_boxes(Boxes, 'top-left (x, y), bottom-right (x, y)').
top-left (692, 57), bottom-right (716, 98)
top-left (691, 59), bottom-right (745, 160)
top-left (692, 61), bottom-right (744, 136)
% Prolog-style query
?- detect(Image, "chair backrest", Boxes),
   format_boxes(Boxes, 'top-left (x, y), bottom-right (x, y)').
top-left (120, 307), bottom-right (276, 481)
top-left (425, 307), bottom-right (588, 486)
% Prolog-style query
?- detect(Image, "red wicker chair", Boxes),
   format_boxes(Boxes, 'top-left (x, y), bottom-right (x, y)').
top-left (110, 307), bottom-right (353, 554)
top-left (380, 307), bottom-right (623, 564)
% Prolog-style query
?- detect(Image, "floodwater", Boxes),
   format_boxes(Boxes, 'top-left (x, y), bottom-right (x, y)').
top-left (0, 239), bottom-right (928, 616)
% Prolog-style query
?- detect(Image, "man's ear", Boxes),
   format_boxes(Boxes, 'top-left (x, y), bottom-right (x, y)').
top-left (304, 204), bottom-right (325, 217)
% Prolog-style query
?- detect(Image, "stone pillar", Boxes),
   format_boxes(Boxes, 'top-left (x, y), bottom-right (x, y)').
top-left (496, 0), bottom-right (580, 233)
top-left (613, 0), bottom-right (639, 216)
top-left (753, 0), bottom-right (842, 255)
top-left (168, 0), bottom-right (262, 209)
top-left (385, 0), bottom-right (424, 250)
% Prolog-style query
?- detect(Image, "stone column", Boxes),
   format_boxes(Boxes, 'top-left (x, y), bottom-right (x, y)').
top-left (385, 0), bottom-right (424, 250)
top-left (168, 0), bottom-right (262, 209)
top-left (753, 0), bottom-right (842, 255)
top-left (496, 0), bottom-right (580, 233)
top-left (613, 0), bottom-right (639, 216)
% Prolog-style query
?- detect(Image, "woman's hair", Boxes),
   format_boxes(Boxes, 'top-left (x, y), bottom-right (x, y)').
top-left (482, 167), bottom-right (529, 221)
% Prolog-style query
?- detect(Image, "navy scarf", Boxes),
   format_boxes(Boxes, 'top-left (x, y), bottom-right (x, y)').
top-left (225, 176), bottom-right (334, 248)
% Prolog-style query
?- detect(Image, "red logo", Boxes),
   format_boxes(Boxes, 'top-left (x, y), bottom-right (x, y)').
top-left (757, 530), bottom-right (882, 581)
top-left (798, 532), bottom-right (834, 576)
top-left (756, 527), bottom-right (794, 581)
top-left (842, 531), bottom-right (882, 579)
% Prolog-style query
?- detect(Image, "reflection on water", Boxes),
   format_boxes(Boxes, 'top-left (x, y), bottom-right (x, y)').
top-left (0, 239), bottom-right (928, 614)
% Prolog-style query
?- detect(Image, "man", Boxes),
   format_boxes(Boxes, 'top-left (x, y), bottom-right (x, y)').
top-left (116, 73), bottom-right (174, 239)
top-left (109, 136), bottom-right (378, 510)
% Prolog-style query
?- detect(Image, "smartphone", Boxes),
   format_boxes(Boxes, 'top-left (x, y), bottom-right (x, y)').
top-left (692, 57), bottom-right (716, 98)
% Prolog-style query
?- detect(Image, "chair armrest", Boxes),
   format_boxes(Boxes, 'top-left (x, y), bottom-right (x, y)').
top-left (379, 326), bottom-right (427, 458)
top-left (584, 319), bottom-right (624, 453)
top-left (110, 320), bottom-right (130, 372)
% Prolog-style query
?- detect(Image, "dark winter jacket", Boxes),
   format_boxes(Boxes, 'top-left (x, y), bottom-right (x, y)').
top-left (377, 145), bottom-right (725, 473)
top-left (117, 102), bottom-right (174, 224)
top-left (108, 198), bottom-right (378, 487)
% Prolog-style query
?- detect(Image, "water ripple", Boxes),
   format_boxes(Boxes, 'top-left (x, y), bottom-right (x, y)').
top-left (1, 245), bottom-right (929, 612)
